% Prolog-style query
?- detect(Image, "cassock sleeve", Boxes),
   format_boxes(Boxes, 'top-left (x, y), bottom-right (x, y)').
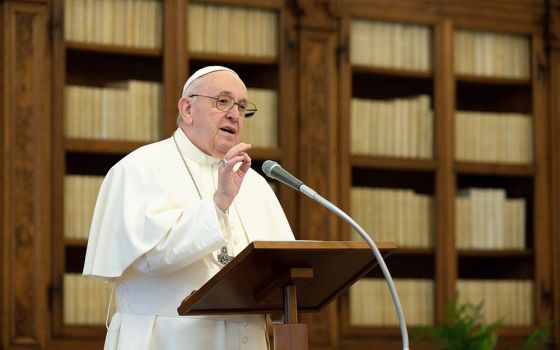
top-left (83, 156), bottom-right (227, 280)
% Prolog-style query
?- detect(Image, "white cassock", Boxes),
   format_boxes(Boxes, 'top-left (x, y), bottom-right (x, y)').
top-left (83, 128), bottom-right (295, 350)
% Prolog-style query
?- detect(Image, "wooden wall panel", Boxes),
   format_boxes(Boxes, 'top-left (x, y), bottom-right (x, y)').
top-left (296, 0), bottom-right (339, 242)
top-left (550, 49), bottom-right (560, 349)
top-left (1, 1), bottom-right (51, 348)
top-left (549, 0), bottom-right (560, 344)
top-left (296, 0), bottom-right (340, 346)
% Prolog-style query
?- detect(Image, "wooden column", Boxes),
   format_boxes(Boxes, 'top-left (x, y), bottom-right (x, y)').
top-left (1, 1), bottom-right (52, 348)
top-left (532, 34), bottom-right (553, 326)
top-left (548, 0), bottom-right (560, 344)
top-left (295, 0), bottom-right (340, 346)
top-left (433, 18), bottom-right (457, 322)
top-left (164, 0), bottom-right (184, 136)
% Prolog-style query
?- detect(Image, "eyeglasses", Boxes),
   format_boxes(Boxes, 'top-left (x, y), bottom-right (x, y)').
top-left (189, 94), bottom-right (257, 118)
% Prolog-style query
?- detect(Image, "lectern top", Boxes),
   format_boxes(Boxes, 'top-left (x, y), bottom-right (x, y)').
top-left (177, 240), bottom-right (396, 316)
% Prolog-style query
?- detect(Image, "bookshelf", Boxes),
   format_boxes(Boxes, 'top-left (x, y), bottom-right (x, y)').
top-left (342, 17), bottom-right (438, 339)
top-left (1, 0), bottom-right (554, 349)
top-left (454, 27), bottom-right (551, 335)
top-left (337, 3), bottom-right (553, 349)
top-left (54, 0), bottom-right (166, 337)
top-left (50, 0), bottom-right (297, 346)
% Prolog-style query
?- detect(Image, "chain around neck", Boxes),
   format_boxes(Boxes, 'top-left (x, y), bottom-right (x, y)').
top-left (172, 133), bottom-right (202, 200)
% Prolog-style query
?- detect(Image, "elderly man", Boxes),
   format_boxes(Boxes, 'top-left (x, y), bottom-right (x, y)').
top-left (83, 66), bottom-right (295, 349)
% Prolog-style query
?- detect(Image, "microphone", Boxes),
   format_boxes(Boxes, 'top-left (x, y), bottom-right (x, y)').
top-left (262, 160), bottom-right (409, 350)
top-left (262, 160), bottom-right (304, 191)
top-left (262, 160), bottom-right (319, 199)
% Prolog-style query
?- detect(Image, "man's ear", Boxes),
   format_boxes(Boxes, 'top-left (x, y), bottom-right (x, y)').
top-left (178, 97), bottom-right (193, 124)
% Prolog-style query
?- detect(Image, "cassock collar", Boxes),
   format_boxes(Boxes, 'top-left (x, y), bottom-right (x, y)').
top-left (173, 128), bottom-right (222, 166)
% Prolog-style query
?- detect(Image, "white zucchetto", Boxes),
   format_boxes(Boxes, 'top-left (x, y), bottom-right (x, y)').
top-left (182, 66), bottom-right (237, 96)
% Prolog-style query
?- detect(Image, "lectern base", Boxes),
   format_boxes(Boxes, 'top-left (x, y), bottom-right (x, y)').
top-left (273, 323), bottom-right (308, 350)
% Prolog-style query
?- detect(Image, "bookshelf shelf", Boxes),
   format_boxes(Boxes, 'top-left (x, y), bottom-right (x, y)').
top-left (455, 74), bottom-right (531, 86)
top-left (65, 42), bottom-right (163, 57)
top-left (454, 162), bottom-right (535, 176)
top-left (353, 65), bottom-right (433, 79)
top-left (65, 139), bottom-right (147, 155)
top-left (189, 52), bottom-right (278, 65)
top-left (351, 155), bottom-right (436, 171)
top-left (457, 249), bottom-right (534, 257)
top-left (65, 238), bottom-right (88, 247)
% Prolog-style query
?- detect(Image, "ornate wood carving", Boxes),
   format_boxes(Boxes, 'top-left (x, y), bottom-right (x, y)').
top-left (1, 1), bottom-right (51, 347)
top-left (296, 0), bottom-right (339, 30)
top-left (549, 0), bottom-right (560, 50)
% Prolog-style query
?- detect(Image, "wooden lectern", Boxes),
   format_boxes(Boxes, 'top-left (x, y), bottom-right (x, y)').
top-left (177, 240), bottom-right (396, 350)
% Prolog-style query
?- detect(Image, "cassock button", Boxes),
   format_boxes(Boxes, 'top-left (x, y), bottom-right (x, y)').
top-left (234, 239), bottom-right (239, 245)
top-left (242, 336), bottom-right (249, 344)
top-left (242, 321), bottom-right (248, 327)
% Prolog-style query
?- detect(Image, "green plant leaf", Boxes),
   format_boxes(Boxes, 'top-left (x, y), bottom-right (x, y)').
top-left (413, 296), bottom-right (500, 350)
top-left (413, 296), bottom-right (553, 350)
top-left (513, 323), bottom-right (552, 350)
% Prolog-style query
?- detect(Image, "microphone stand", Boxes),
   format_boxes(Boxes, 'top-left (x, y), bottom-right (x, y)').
top-left (299, 184), bottom-right (410, 350)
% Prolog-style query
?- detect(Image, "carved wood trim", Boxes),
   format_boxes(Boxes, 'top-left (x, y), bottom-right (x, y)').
top-left (347, 0), bottom-right (545, 34)
top-left (549, 0), bottom-right (560, 50)
top-left (296, 0), bottom-right (339, 31)
top-left (1, 1), bottom-right (51, 347)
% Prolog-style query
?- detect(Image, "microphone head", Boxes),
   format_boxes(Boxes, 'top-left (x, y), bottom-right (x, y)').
top-left (262, 160), bottom-right (278, 176)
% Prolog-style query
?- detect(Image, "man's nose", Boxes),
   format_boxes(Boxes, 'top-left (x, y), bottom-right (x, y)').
top-left (226, 104), bottom-right (242, 119)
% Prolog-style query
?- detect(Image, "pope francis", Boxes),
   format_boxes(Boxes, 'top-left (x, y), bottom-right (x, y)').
top-left (83, 66), bottom-right (295, 349)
